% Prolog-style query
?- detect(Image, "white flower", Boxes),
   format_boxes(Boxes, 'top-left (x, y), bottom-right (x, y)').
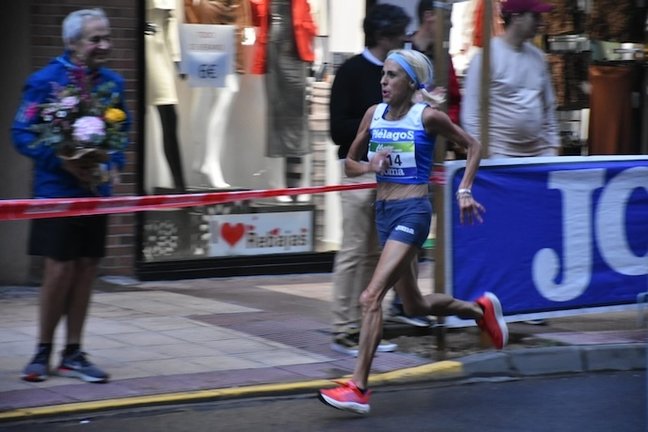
top-left (72, 116), bottom-right (105, 142)
top-left (60, 96), bottom-right (79, 109)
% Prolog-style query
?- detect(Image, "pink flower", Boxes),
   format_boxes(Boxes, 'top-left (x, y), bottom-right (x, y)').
top-left (72, 116), bottom-right (105, 142)
top-left (25, 103), bottom-right (39, 120)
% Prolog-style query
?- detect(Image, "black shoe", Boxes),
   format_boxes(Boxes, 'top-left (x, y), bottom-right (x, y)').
top-left (387, 304), bottom-right (434, 328)
top-left (330, 333), bottom-right (359, 356)
top-left (330, 331), bottom-right (397, 356)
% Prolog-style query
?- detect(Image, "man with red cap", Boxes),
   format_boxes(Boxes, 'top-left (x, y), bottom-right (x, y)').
top-left (460, 0), bottom-right (559, 159)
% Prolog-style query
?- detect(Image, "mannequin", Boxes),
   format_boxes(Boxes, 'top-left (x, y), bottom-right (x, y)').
top-left (184, 0), bottom-right (253, 189)
top-left (145, 0), bottom-right (186, 192)
top-left (250, 0), bottom-right (317, 202)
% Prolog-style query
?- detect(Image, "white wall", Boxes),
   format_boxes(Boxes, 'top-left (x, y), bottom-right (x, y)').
top-left (328, 0), bottom-right (366, 53)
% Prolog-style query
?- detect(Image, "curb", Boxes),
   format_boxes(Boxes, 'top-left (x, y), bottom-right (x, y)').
top-left (0, 344), bottom-right (644, 423)
top-left (0, 361), bottom-right (463, 423)
top-left (461, 343), bottom-right (646, 376)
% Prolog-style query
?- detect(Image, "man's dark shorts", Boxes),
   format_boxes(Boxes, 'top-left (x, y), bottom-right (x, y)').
top-left (29, 215), bottom-right (107, 260)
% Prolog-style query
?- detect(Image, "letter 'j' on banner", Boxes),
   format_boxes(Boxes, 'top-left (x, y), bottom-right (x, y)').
top-left (179, 24), bottom-right (235, 88)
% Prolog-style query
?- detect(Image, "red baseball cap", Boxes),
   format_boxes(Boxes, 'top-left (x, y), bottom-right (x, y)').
top-left (501, 0), bottom-right (554, 13)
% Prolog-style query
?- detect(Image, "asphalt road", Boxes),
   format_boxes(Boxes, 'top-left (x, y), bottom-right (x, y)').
top-left (3, 371), bottom-right (645, 432)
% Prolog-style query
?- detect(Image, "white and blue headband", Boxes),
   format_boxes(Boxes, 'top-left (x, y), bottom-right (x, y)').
top-left (386, 52), bottom-right (434, 90)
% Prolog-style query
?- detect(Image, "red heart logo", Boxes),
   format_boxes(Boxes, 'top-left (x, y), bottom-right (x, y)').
top-left (221, 223), bottom-right (245, 247)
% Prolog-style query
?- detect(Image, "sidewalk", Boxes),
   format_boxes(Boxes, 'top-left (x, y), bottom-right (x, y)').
top-left (0, 261), bottom-right (645, 421)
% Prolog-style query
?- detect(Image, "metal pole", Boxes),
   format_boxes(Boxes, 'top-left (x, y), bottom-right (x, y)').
top-left (433, 0), bottom-right (451, 359)
top-left (641, 64), bottom-right (648, 155)
top-left (480, 0), bottom-right (492, 157)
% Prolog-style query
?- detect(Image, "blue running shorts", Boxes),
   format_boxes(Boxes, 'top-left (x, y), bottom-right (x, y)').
top-left (375, 197), bottom-right (432, 248)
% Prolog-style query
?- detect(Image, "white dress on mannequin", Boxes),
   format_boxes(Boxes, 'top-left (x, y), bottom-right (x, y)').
top-left (184, 0), bottom-right (253, 189)
top-left (190, 74), bottom-right (239, 188)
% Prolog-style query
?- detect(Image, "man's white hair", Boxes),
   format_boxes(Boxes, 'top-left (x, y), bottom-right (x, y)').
top-left (62, 9), bottom-right (108, 49)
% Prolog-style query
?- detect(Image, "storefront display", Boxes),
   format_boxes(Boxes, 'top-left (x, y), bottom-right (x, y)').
top-left (141, 0), bottom-right (342, 276)
top-left (448, 0), bottom-right (647, 156)
top-left (585, 0), bottom-right (646, 156)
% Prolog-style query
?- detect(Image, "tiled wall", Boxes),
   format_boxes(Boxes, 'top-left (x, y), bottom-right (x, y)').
top-left (29, 1), bottom-right (140, 276)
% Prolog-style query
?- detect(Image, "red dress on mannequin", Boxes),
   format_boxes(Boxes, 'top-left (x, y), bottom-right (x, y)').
top-left (249, 0), bottom-right (317, 74)
top-left (184, 0), bottom-right (253, 74)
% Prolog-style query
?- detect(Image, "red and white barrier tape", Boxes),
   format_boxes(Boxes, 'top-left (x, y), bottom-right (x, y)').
top-left (0, 182), bottom-right (378, 221)
top-left (0, 165), bottom-right (447, 222)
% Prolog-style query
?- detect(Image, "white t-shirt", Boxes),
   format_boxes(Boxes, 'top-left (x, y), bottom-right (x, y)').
top-left (460, 37), bottom-right (559, 157)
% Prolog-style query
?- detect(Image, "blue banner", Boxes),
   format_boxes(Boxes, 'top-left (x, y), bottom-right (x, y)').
top-left (446, 156), bottom-right (648, 316)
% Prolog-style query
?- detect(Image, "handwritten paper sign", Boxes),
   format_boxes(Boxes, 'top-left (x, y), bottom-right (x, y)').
top-left (179, 24), bottom-right (235, 88)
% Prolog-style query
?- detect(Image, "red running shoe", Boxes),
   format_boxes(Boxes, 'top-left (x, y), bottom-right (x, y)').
top-left (476, 292), bottom-right (508, 349)
top-left (318, 380), bottom-right (371, 415)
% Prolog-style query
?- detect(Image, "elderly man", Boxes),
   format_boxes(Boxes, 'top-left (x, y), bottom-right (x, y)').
top-left (12, 8), bottom-right (130, 383)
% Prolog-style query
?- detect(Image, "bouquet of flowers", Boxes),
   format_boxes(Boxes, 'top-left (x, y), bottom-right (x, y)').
top-left (26, 66), bottom-right (128, 190)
